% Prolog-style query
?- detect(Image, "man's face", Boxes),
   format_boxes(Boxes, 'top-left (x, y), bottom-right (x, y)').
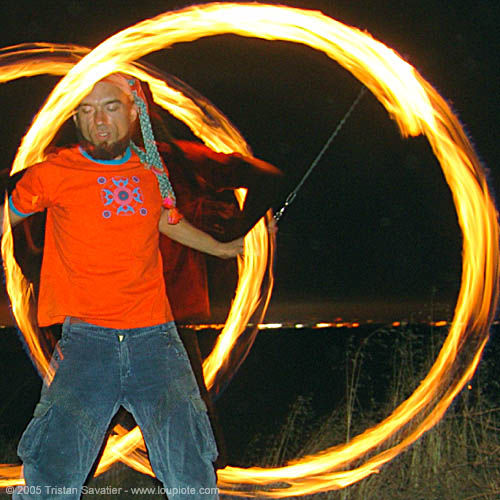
top-left (73, 81), bottom-right (138, 160)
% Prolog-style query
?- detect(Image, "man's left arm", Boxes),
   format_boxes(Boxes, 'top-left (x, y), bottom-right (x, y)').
top-left (159, 210), bottom-right (243, 259)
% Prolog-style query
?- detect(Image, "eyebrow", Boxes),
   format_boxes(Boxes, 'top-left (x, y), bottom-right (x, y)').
top-left (77, 98), bottom-right (124, 108)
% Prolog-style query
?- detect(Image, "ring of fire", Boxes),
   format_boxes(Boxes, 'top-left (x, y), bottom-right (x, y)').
top-left (1, 3), bottom-right (498, 496)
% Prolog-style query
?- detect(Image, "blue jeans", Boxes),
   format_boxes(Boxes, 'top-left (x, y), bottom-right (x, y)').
top-left (14, 319), bottom-right (218, 499)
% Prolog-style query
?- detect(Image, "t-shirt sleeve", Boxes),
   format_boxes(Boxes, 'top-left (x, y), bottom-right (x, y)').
top-left (10, 165), bottom-right (53, 216)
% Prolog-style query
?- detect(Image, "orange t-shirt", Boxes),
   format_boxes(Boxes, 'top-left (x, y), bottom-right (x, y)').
top-left (10, 145), bottom-right (174, 328)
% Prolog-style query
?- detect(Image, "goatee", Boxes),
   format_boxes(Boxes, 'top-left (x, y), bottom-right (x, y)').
top-left (77, 130), bottom-right (131, 161)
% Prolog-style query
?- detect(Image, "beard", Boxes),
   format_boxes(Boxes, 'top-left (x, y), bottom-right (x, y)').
top-left (76, 129), bottom-right (132, 161)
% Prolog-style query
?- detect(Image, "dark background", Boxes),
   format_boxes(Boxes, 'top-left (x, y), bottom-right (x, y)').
top-left (0, 0), bottom-right (498, 322)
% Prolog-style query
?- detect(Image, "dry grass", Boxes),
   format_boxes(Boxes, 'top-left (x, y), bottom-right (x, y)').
top-left (241, 325), bottom-right (500, 499)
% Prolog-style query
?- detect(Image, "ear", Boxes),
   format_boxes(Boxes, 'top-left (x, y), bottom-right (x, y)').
top-left (72, 112), bottom-right (81, 131)
top-left (129, 103), bottom-right (138, 123)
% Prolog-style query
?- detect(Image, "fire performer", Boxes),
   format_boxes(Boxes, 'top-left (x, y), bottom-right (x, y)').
top-left (2, 74), bottom-right (280, 499)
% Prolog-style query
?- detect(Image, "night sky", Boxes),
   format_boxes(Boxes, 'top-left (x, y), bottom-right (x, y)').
top-left (0, 0), bottom-right (498, 322)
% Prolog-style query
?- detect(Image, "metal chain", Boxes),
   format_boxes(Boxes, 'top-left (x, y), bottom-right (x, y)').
top-left (274, 86), bottom-right (367, 222)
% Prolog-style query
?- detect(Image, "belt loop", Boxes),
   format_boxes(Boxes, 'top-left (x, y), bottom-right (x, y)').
top-left (63, 316), bottom-right (72, 330)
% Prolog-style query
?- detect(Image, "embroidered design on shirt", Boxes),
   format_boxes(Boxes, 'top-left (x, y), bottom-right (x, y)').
top-left (98, 176), bottom-right (147, 218)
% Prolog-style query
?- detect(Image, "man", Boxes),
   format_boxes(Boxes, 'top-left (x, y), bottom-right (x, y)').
top-left (3, 74), bottom-right (277, 499)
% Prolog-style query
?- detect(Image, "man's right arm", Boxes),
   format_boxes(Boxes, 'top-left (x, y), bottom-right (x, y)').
top-left (1, 162), bottom-right (50, 237)
top-left (0, 199), bottom-right (30, 236)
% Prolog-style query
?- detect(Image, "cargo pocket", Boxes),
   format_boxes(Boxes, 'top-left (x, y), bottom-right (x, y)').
top-left (190, 394), bottom-right (218, 463)
top-left (17, 399), bottom-right (53, 463)
top-left (160, 326), bottom-right (190, 361)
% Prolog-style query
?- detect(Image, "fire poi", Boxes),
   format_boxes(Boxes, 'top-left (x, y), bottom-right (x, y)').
top-left (1, 3), bottom-right (498, 496)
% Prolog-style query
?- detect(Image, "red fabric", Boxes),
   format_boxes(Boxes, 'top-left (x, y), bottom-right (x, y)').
top-left (158, 141), bottom-right (282, 322)
top-left (11, 145), bottom-right (174, 328)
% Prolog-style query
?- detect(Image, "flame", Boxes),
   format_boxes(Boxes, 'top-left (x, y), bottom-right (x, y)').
top-left (1, 200), bottom-right (55, 382)
top-left (1, 3), bottom-right (498, 496)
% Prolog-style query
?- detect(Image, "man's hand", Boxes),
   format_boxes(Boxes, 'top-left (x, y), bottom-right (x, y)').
top-left (267, 217), bottom-right (278, 236)
top-left (216, 237), bottom-right (244, 259)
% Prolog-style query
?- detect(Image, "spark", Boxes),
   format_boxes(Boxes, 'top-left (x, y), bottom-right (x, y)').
top-left (258, 323), bottom-right (283, 330)
top-left (315, 322), bottom-right (335, 328)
